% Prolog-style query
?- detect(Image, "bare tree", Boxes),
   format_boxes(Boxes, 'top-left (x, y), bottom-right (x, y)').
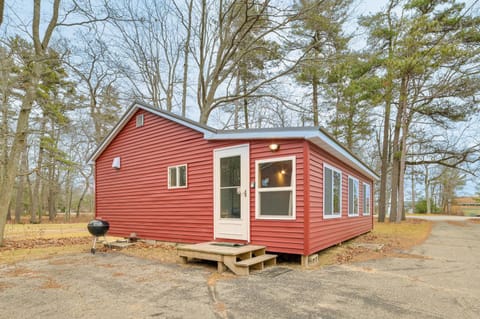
top-left (0, 0), bottom-right (4, 27)
top-left (193, 0), bottom-right (306, 124)
top-left (173, 0), bottom-right (194, 117)
top-left (107, 0), bottom-right (182, 111)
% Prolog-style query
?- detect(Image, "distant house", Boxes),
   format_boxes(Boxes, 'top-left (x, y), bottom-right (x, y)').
top-left (452, 197), bottom-right (480, 216)
top-left (88, 101), bottom-right (378, 262)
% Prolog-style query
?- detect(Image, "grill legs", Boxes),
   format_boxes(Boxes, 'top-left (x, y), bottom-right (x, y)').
top-left (90, 235), bottom-right (110, 254)
top-left (91, 236), bottom-right (98, 254)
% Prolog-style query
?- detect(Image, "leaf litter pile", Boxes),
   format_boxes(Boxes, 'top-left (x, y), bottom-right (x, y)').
top-left (0, 237), bottom-right (92, 252)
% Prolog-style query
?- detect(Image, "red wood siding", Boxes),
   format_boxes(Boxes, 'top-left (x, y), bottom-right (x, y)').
top-left (248, 139), bottom-right (305, 254)
top-left (307, 142), bottom-right (374, 255)
top-left (96, 109), bottom-right (229, 243)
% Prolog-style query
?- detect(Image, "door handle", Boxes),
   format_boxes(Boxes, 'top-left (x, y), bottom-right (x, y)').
top-left (237, 188), bottom-right (247, 197)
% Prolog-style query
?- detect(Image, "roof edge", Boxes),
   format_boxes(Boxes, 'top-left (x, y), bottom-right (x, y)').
top-left (87, 101), bottom-right (378, 181)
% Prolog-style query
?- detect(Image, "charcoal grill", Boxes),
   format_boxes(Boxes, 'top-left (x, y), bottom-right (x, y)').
top-left (87, 219), bottom-right (110, 254)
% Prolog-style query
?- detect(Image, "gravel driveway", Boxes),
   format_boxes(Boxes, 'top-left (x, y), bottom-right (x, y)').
top-left (1, 221), bottom-right (479, 319)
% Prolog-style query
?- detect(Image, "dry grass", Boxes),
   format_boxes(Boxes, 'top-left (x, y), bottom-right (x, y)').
top-left (311, 219), bottom-right (433, 267)
top-left (4, 223), bottom-right (90, 240)
top-left (0, 220), bottom-right (122, 264)
top-left (0, 244), bottom-right (92, 264)
top-left (120, 242), bottom-right (179, 263)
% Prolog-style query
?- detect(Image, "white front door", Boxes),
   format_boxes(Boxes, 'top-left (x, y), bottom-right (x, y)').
top-left (214, 144), bottom-right (250, 241)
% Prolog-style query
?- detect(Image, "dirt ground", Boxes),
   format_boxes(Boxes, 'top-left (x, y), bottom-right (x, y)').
top-left (1, 220), bottom-right (479, 318)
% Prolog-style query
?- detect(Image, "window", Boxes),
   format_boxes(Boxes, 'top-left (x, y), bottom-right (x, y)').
top-left (168, 164), bottom-right (187, 189)
top-left (323, 165), bottom-right (342, 218)
top-left (348, 177), bottom-right (359, 216)
top-left (363, 183), bottom-right (371, 216)
top-left (256, 157), bottom-right (295, 219)
top-left (136, 114), bottom-right (144, 127)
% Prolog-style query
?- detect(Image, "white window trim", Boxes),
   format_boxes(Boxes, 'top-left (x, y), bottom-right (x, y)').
top-left (323, 163), bottom-right (342, 219)
top-left (363, 182), bottom-right (371, 216)
top-left (348, 176), bottom-right (360, 217)
top-left (136, 114), bottom-right (144, 127)
top-left (255, 156), bottom-right (296, 220)
top-left (167, 164), bottom-right (188, 189)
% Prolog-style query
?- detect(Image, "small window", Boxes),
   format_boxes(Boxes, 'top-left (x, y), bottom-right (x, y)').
top-left (363, 183), bottom-right (371, 216)
top-left (348, 177), bottom-right (359, 217)
top-left (255, 156), bottom-right (296, 219)
top-left (168, 164), bottom-right (187, 189)
top-left (136, 114), bottom-right (144, 127)
top-left (324, 164), bottom-right (342, 218)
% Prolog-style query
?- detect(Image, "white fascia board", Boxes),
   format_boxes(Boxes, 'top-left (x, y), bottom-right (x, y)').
top-left (205, 128), bottom-right (378, 180)
top-left (136, 103), bottom-right (213, 135)
top-left (204, 129), bottom-right (319, 140)
top-left (308, 134), bottom-right (379, 180)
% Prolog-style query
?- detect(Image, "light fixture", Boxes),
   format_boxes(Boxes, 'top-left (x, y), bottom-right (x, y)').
top-left (281, 169), bottom-right (286, 175)
top-left (269, 143), bottom-right (280, 152)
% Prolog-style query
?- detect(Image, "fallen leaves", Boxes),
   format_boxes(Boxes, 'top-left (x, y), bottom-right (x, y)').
top-left (0, 237), bottom-right (92, 252)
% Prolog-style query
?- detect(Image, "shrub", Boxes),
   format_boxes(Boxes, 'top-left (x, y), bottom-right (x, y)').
top-left (415, 199), bottom-right (438, 214)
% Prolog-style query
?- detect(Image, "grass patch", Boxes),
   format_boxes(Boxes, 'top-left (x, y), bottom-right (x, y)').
top-left (4, 223), bottom-right (90, 240)
top-left (0, 244), bottom-right (91, 264)
top-left (119, 242), bottom-right (178, 264)
top-left (462, 208), bottom-right (480, 217)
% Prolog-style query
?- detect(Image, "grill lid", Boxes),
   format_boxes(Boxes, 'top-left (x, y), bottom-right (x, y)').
top-left (87, 219), bottom-right (110, 236)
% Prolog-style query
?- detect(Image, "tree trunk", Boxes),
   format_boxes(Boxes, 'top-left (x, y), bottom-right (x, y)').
top-left (243, 79), bottom-right (249, 129)
top-left (312, 76), bottom-right (319, 126)
top-left (0, 83), bottom-right (35, 245)
top-left (199, 107), bottom-right (209, 125)
top-left (26, 170), bottom-right (36, 223)
top-left (396, 75), bottom-right (409, 222)
top-left (425, 166), bottom-right (431, 214)
top-left (14, 150), bottom-right (28, 224)
top-left (0, 82), bottom-right (9, 184)
top-left (389, 113), bottom-right (403, 222)
top-left (64, 168), bottom-right (72, 222)
top-left (32, 118), bottom-right (46, 223)
top-left (411, 169), bottom-right (415, 214)
top-left (6, 201), bottom-right (11, 222)
top-left (397, 137), bottom-right (406, 222)
top-left (0, 0), bottom-right (4, 27)
top-left (378, 2), bottom-right (396, 223)
top-left (181, 0), bottom-right (193, 117)
top-left (76, 169), bottom-right (91, 217)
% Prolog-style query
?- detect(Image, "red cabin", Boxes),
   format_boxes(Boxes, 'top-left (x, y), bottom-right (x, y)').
top-left (89, 102), bottom-right (378, 262)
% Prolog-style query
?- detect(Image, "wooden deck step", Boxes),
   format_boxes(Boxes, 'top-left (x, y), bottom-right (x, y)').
top-left (235, 254), bottom-right (277, 267)
top-left (177, 242), bottom-right (277, 275)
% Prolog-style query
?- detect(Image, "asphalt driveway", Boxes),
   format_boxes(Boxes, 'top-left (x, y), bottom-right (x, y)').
top-left (1, 221), bottom-right (479, 319)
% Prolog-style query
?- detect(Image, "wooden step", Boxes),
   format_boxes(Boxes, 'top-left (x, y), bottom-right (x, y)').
top-left (236, 254), bottom-right (277, 267)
